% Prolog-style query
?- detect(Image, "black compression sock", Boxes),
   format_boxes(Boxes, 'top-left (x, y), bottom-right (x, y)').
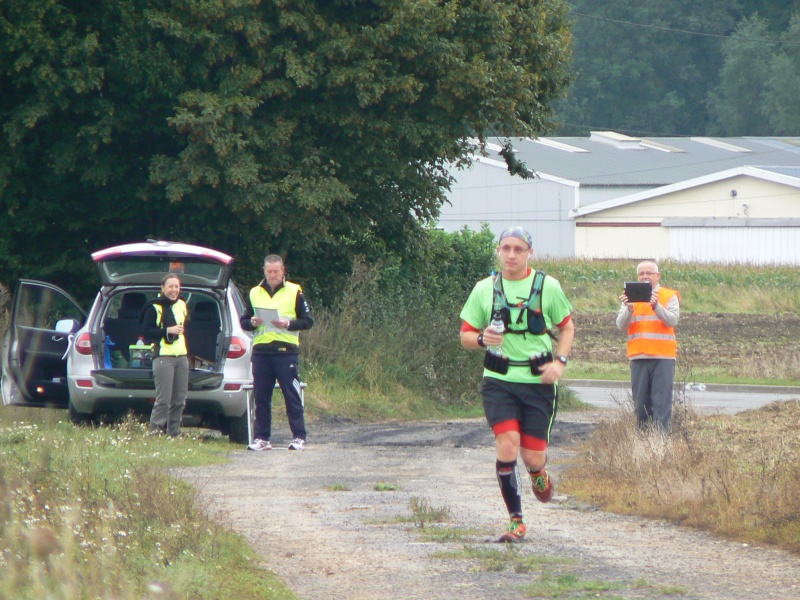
top-left (496, 459), bottom-right (522, 516)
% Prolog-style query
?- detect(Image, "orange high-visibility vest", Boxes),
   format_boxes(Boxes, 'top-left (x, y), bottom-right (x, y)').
top-left (627, 287), bottom-right (678, 358)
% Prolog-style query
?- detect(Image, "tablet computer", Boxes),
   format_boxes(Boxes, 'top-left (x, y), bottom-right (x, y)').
top-left (624, 281), bottom-right (652, 303)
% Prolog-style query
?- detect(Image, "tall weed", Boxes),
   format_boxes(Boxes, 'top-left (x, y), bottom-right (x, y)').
top-left (562, 400), bottom-right (800, 554)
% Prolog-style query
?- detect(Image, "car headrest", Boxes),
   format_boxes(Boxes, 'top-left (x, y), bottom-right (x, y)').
top-left (192, 301), bottom-right (219, 323)
top-left (118, 293), bottom-right (146, 319)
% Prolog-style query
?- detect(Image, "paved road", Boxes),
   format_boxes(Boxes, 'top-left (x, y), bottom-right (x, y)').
top-left (565, 379), bottom-right (800, 415)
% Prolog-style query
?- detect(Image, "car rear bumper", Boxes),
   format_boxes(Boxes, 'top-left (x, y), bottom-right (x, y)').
top-left (68, 373), bottom-right (251, 418)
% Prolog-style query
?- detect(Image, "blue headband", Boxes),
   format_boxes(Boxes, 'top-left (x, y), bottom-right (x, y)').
top-left (498, 227), bottom-right (533, 248)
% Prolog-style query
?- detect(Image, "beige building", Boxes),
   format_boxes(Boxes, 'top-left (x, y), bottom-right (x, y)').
top-left (573, 166), bottom-right (800, 264)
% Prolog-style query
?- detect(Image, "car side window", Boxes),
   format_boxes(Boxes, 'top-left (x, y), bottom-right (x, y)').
top-left (15, 284), bottom-right (83, 330)
top-left (230, 283), bottom-right (246, 316)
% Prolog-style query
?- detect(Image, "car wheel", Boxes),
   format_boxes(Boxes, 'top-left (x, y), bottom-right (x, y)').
top-left (216, 418), bottom-right (230, 435)
top-left (68, 400), bottom-right (95, 426)
top-left (226, 413), bottom-right (249, 444)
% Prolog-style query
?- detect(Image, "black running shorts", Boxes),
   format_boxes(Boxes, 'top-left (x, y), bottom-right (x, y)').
top-left (481, 377), bottom-right (558, 442)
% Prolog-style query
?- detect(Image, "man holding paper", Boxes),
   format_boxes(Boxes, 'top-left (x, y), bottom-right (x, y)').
top-left (241, 254), bottom-right (314, 451)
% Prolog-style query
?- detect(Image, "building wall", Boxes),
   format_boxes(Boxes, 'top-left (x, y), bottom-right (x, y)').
top-left (577, 176), bottom-right (800, 223)
top-left (443, 160), bottom-right (800, 264)
top-left (671, 227), bottom-right (800, 264)
top-left (574, 176), bottom-right (800, 263)
top-left (575, 225), bottom-right (671, 259)
top-left (439, 159), bottom-right (578, 257)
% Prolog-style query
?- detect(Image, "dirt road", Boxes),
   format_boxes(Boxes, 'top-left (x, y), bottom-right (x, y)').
top-left (175, 412), bottom-right (800, 600)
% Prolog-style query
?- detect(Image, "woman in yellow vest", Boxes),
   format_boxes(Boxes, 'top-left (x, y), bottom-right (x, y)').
top-left (241, 254), bottom-right (314, 451)
top-left (142, 273), bottom-right (189, 436)
top-left (616, 260), bottom-right (680, 432)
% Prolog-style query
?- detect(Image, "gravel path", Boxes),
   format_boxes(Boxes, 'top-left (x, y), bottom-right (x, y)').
top-left (175, 412), bottom-right (800, 600)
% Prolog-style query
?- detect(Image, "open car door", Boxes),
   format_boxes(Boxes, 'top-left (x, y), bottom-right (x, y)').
top-left (1, 280), bottom-right (86, 408)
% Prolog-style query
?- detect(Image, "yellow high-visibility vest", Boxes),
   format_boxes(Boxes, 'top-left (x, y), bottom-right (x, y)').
top-left (154, 301), bottom-right (188, 356)
top-left (250, 282), bottom-right (301, 346)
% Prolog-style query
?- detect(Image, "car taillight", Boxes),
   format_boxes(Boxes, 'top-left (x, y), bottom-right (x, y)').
top-left (75, 332), bottom-right (93, 355)
top-left (227, 336), bottom-right (247, 359)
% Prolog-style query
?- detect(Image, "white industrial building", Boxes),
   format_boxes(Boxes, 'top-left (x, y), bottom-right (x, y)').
top-left (439, 132), bottom-right (800, 264)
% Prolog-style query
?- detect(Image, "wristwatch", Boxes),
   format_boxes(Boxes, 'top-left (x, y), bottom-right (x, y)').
top-left (477, 333), bottom-right (486, 347)
top-left (555, 355), bottom-right (568, 366)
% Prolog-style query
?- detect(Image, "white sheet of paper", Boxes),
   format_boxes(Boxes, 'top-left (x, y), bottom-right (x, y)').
top-left (255, 308), bottom-right (282, 332)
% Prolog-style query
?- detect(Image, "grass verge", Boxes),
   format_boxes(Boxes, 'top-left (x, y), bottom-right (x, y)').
top-left (0, 408), bottom-right (296, 600)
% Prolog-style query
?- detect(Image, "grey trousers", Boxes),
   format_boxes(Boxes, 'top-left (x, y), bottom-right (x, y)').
top-left (150, 355), bottom-right (189, 436)
top-left (630, 358), bottom-right (675, 433)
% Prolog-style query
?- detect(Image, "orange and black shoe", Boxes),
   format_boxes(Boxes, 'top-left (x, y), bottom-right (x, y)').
top-left (530, 468), bottom-right (554, 503)
top-left (498, 516), bottom-right (527, 543)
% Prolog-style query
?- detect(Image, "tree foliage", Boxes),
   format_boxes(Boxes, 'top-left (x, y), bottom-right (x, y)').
top-left (0, 0), bottom-right (572, 304)
top-left (762, 14), bottom-right (800, 135)
top-left (707, 12), bottom-right (800, 136)
top-left (555, 0), bottom-right (800, 137)
top-left (707, 16), bottom-right (776, 135)
top-left (555, 0), bottom-right (736, 136)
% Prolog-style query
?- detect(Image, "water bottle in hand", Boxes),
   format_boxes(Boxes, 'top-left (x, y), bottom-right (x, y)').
top-left (489, 312), bottom-right (505, 356)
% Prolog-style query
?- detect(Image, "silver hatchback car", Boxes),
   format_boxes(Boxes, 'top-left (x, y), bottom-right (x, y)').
top-left (1, 240), bottom-right (254, 443)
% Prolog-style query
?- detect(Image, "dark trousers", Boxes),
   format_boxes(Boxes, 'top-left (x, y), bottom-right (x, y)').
top-left (630, 358), bottom-right (675, 432)
top-left (252, 352), bottom-right (306, 441)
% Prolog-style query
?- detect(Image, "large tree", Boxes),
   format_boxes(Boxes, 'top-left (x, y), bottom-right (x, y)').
top-left (555, 0), bottom-right (800, 138)
top-left (554, 0), bottom-right (736, 137)
top-left (706, 16), bottom-right (776, 135)
top-left (707, 13), bottom-right (800, 136)
top-left (763, 14), bottom-right (800, 135)
top-left (0, 0), bottom-right (572, 304)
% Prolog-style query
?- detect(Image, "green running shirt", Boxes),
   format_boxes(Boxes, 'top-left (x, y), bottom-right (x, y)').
top-left (460, 271), bottom-right (573, 384)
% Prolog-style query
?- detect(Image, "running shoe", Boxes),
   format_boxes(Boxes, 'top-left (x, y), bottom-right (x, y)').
top-left (247, 438), bottom-right (272, 451)
top-left (288, 438), bottom-right (306, 451)
top-left (530, 468), bottom-right (554, 503)
top-left (498, 516), bottom-right (527, 543)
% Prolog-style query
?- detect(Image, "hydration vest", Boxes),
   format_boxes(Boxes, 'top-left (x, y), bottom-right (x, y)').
top-left (492, 271), bottom-right (555, 340)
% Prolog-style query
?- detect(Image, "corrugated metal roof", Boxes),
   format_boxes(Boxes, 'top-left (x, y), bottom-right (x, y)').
top-left (757, 165), bottom-right (800, 179)
top-left (487, 134), bottom-right (800, 187)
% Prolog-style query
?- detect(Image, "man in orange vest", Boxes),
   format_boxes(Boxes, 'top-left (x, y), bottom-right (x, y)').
top-left (616, 260), bottom-right (680, 432)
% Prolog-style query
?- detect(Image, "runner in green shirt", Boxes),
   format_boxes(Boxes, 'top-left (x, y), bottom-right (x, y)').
top-left (460, 226), bottom-right (575, 542)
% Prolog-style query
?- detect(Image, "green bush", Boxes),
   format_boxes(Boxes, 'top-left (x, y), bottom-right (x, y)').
top-left (304, 226), bottom-right (497, 410)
